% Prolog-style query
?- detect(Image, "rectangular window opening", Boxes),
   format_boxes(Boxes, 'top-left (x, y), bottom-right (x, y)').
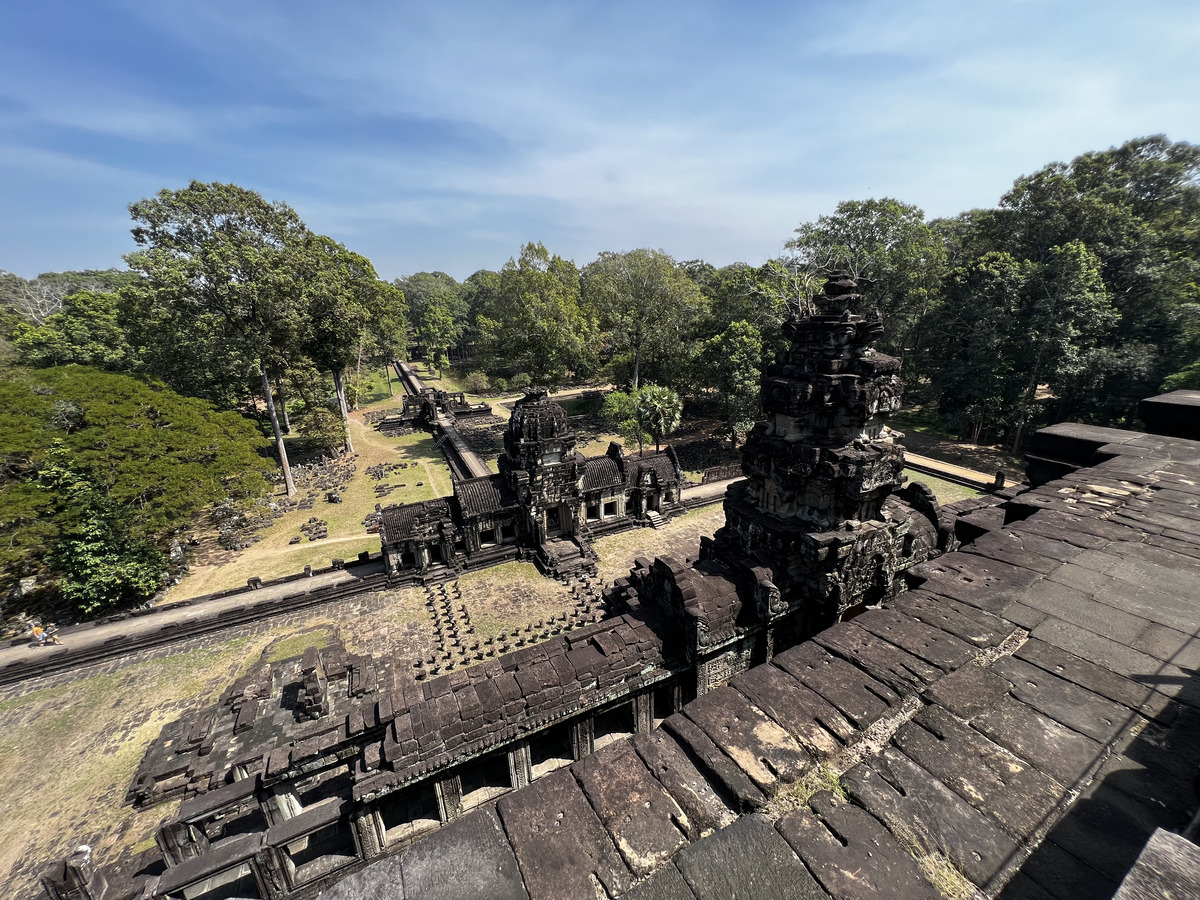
top-left (459, 753), bottom-right (512, 810)
top-left (286, 820), bottom-right (357, 885)
top-left (652, 685), bottom-right (675, 727)
top-left (380, 783), bottom-right (440, 846)
top-left (593, 702), bottom-right (636, 751)
top-left (177, 861), bottom-right (257, 900)
top-left (529, 727), bottom-right (574, 779)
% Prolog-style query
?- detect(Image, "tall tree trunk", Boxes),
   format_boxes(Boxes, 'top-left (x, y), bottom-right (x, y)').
top-left (385, 364), bottom-right (394, 397)
top-left (1012, 345), bottom-right (1046, 454)
top-left (276, 378), bottom-right (291, 433)
top-left (332, 368), bottom-right (355, 454)
top-left (632, 342), bottom-right (641, 391)
top-left (353, 336), bottom-right (365, 410)
top-left (260, 365), bottom-right (296, 496)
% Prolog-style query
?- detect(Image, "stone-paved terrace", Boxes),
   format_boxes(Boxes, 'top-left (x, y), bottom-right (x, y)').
top-left (320, 426), bottom-right (1200, 900)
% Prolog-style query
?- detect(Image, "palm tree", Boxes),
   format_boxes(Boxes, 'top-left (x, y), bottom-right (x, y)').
top-left (637, 385), bottom-right (682, 452)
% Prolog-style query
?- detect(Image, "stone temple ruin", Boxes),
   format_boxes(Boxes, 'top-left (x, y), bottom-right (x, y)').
top-left (41, 273), bottom-right (964, 900)
top-left (46, 274), bottom-right (1200, 900)
top-left (378, 387), bottom-right (686, 581)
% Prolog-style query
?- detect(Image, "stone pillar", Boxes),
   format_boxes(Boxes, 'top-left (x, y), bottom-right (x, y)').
top-left (633, 692), bottom-right (654, 735)
top-left (254, 846), bottom-right (292, 900)
top-left (572, 719), bottom-right (594, 759)
top-left (436, 775), bottom-right (462, 822)
top-left (260, 785), bottom-right (301, 827)
top-left (351, 806), bottom-right (384, 861)
top-left (510, 744), bottom-right (532, 790)
top-left (156, 818), bottom-right (210, 866)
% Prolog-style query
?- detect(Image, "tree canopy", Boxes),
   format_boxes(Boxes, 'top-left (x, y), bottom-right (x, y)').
top-left (581, 248), bottom-right (706, 390)
top-left (0, 366), bottom-right (270, 613)
top-left (477, 242), bottom-right (597, 387)
top-left (123, 181), bottom-right (313, 493)
top-left (786, 198), bottom-right (947, 363)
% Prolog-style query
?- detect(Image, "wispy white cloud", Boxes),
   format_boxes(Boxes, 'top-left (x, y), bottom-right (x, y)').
top-left (0, 0), bottom-right (1197, 279)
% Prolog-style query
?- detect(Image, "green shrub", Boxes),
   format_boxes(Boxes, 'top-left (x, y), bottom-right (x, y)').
top-left (464, 371), bottom-right (489, 393)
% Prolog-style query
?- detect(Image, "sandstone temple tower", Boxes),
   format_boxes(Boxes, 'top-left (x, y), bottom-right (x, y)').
top-left (701, 272), bottom-right (951, 631)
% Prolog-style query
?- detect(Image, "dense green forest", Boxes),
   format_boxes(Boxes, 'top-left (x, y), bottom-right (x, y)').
top-left (2, 136), bottom-right (1197, 616)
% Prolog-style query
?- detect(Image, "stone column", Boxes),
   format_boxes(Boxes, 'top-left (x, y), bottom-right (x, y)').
top-left (260, 785), bottom-right (301, 827)
top-left (40, 847), bottom-right (108, 900)
top-left (510, 744), bottom-right (532, 790)
top-left (156, 819), bottom-right (210, 866)
top-left (633, 692), bottom-right (654, 734)
top-left (436, 775), bottom-right (462, 822)
top-left (351, 806), bottom-right (384, 861)
top-left (571, 719), bottom-right (594, 759)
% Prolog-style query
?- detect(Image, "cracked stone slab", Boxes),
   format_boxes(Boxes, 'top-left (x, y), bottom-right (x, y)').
top-left (617, 862), bottom-right (698, 900)
top-left (674, 813), bottom-right (826, 900)
top-left (851, 608), bottom-right (977, 672)
top-left (991, 655), bottom-right (1135, 743)
top-left (1048, 782), bottom-right (1168, 885)
top-left (972, 695), bottom-right (1101, 786)
top-left (889, 591), bottom-right (1016, 648)
top-left (572, 740), bottom-right (688, 877)
top-left (922, 665), bottom-right (1012, 720)
top-left (776, 790), bottom-right (937, 900)
top-left (661, 712), bottom-right (766, 812)
top-left (497, 768), bottom-right (633, 900)
top-left (1004, 838), bottom-right (1119, 900)
top-left (895, 705), bottom-right (1062, 840)
top-left (631, 731), bottom-right (736, 841)
top-left (398, 807), bottom-right (528, 900)
top-left (842, 746), bottom-right (1019, 888)
top-left (773, 641), bottom-right (901, 727)
top-left (681, 685), bottom-right (811, 796)
top-left (731, 663), bottom-right (853, 759)
top-left (1014, 638), bottom-right (1151, 711)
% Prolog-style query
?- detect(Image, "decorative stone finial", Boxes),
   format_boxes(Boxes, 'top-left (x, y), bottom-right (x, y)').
top-left (813, 271), bottom-right (862, 316)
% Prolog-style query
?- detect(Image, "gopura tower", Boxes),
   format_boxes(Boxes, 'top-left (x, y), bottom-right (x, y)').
top-left (703, 273), bottom-right (951, 627)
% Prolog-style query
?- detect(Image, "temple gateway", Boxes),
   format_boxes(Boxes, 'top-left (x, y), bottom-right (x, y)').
top-left (379, 388), bottom-right (686, 581)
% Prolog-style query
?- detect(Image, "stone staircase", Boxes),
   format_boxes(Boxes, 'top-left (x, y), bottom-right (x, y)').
top-left (644, 510), bottom-right (666, 529)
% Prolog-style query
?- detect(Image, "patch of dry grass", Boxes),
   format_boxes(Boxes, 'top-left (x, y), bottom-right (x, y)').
top-left (904, 470), bottom-right (985, 506)
top-left (169, 410), bottom-right (453, 599)
top-left (765, 765), bottom-right (849, 815)
top-left (456, 562), bottom-right (577, 640)
top-left (264, 626), bottom-right (334, 663)
top-left (0, 635), bottom-right (276, 897)
top-left (888, 821), bottom-right (980, 900)
top-left (593, 504), bottom-right (726, 585)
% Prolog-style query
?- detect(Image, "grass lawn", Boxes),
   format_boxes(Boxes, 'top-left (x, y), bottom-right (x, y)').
top-left (594, 504), bottom-right (727, 584)
top-left (904, 470), bottom-right (985, 505)
top-left (0, 634), bottom-right (277, 895)
top-left (169, 402), bottom-right (454, 600)
top-left (456, 562), bottom-right (577, 641)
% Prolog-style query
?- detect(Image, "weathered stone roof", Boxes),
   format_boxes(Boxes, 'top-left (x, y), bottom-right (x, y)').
top-left (379, 498), bottom-right (452, 543)
top-left (321, 426), bottom-right (1200, 900)
top-left (353, 613), bottom-right (667, 801)
top-left (454, 474), bottom-right (518, 518)
top-left (630, 453), bottom-right (679, 486)
top-left (581, 454), bottom-right (624, 492)
top-left (508, 389), bottom-right (570, 441)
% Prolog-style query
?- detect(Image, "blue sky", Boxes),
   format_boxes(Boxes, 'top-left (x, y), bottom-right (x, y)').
top-left (2, 0), bottom-right (1197, 281)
